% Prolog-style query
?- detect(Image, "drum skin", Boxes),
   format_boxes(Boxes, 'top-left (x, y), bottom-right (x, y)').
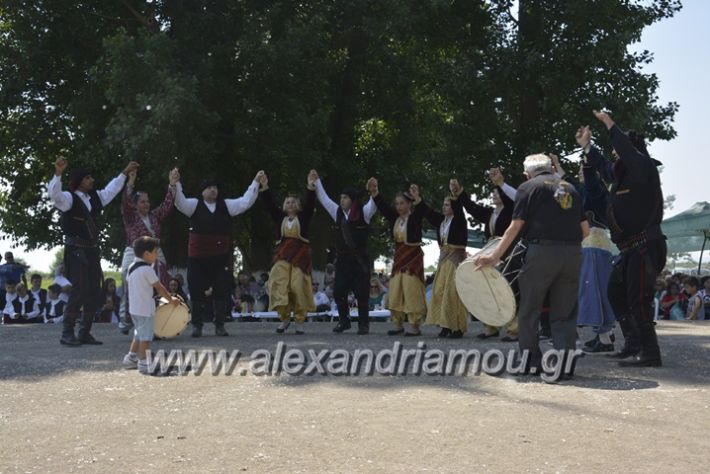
top-left (154, 298), bottom-right (190, 338)
top-left (454, 237), bottom-right (518, 327)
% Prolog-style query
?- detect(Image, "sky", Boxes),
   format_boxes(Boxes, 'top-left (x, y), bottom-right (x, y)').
top-left (3, 1), bottom-right (709, 272)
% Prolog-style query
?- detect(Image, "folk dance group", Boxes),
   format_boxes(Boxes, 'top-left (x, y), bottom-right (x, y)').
top-left (42, 109), bottom-right (666, 375)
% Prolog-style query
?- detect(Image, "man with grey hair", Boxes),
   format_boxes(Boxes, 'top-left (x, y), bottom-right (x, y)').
top-left (476, 153), bottom-right (590, 378)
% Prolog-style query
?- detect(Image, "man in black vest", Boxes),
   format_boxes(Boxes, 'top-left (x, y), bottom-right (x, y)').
top-left (48, 157), bottom-right (139, 346)
top-left (312, 170), bottom-right (377, 335)
top-left (590, 110), bottom-right (667, 367)
top-left (174, 171), bottom-right (264, 337)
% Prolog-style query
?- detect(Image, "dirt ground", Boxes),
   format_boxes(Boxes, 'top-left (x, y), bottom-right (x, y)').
top-left (1, 320), bottom-right (709, 473)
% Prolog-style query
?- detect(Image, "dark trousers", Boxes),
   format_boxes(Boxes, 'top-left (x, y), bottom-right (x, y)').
top-left (334, 253), bottom-right (370, 326)
top-left (517, 244), bottom-right (582, 368)
top-left (608, 238), bottom-right (666, 357)
top-left (64, 245), bottom-right (103, 338)
top-left (188, 254), bottom-right (233, 327)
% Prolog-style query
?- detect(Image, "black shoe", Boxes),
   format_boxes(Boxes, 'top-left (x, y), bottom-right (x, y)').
top-left (357, 326), bottom-right (369, 335)
top-left (584, 341), bottom-right (615, 353)
top-left (618, 352), bottom-right (662, 367)
top-left (500, 335), bottom-right (518, 342)
top-left (476, 331), bottom-right (499, 340)
top-left (448, 330), bottom-right (463, 339)
top-left (607, 346), bottom-right (640, 359)
top-left (215, 325), bottom-right (229, 337)
top-left (119, 325), bottom-right (131, 335)
top-left (276, 322), bottom-right (290, 334)
top-left (333, 319), bottom-right (352, 333)
top-left (78, 334), bottom-right (103, 345)
top-left (404, 330), bottom-right (422, 337)
top-left (583, 335), bottom-right (600, 348)
top-left (388, 327), bottom-right (405, 336)
top-left (438, 328), bottom-right (452, 338)
top-left (60, 334), bottom-right (82, 346)
top-left (191, 326), bottom-right (203, 338)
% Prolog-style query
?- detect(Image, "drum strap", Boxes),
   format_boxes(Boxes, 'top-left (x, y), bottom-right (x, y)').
top-left (128, 261), bottom-right (151, 275)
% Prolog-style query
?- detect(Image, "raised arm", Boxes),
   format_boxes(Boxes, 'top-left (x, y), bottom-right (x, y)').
top-left (258, 184), bottom-right (285, 224)
top-left (363, 197), bottom-right (377, 224)
top-left (225, 171), bottom-right (262, 217)
top-left (459, 191), bottom-right (492, 225)
top-left (313, 174), bottom-right (338, 222)
top-left (152, 168), bottom-right (179, 221)
top-left (96, 172), bottom-right (129, 207)
top-left (47, 158), bottom-right (73, 212)
top-left (576, 124), bottom-right (613, 184)
top-left (593, 110), bottom-right (653, 178)
top-left (174, 181), bottom-right (198, 217)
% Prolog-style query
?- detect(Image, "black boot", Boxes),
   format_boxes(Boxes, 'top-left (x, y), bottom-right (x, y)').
top-left (191, 325), bottom-right (203, 338)
top-left (213, 298), bottom-right (230, 336)
top-left (215, 324), bottom-right (229, 337)
top-left (77, 313), bottom-right (102, 345)
top-left (333, 317), bottom-right (352, 333)
top-left (357, 307), bottom-right (369, 335)
top-left (607, 317), bottom-right (640, 359)
top-left (60, 314), bottom-right (81, 346)
top-left (619, 320), bottom-right (662, 367)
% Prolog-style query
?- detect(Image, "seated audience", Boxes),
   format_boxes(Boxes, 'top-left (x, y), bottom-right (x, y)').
top-left (43, 284), bottom-right (65, 324)
top-left (96, 278), bottom-right (120, 323)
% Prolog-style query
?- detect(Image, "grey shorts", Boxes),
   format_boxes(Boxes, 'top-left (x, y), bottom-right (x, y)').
top-left (130, 314), bottom-right (154, 342)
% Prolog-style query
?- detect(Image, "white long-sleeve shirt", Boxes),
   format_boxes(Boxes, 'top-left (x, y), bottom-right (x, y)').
top-left (2, 292), bottom-right (17, 316)
top-left (14, 295), bottom-right (40, 319)
top-left (47, 173), bottom-right (127, 212)
top-left (174, 181), bottom-right (260, 218)
top-left (314, 179), bottom-right (376, 224)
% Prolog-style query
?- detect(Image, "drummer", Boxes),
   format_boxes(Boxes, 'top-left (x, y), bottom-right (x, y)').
top-left (475, 154), bottom-right (589, 377)
top-left (459, 167), bottom-right (520, 341)
top-left (121, 237), bottom-right (180, 376)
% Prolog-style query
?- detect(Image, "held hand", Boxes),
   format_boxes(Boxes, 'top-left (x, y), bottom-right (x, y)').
top-left (449, 179), bottom-right (461, 195)
top-left (307, 170), bottom-right (318, 189)
top-left (55, 158), bottom-right (68, 176)
top-left (122, 161), bottom-right (140, 176)
top-left (309, 169), bottom-right (319, 182)
top-left (128, 169), bottom-right (137, 185)
top-left (592, 109), bottom-right (614, 129)
top-left (575, 125), bottom-right (592, 148)
top-left (408, 184), bottom-right (420, 201)
top-left (549, 153), bottom-right (565, 176)
top-left (366, 177), bottom-right (378, 195)
top-left (488, 168), bottom-right (504, 186)
top-left (169, 167), bottom-right (180, 186)
top-left (254, 170), bottom-right (265, 183)
top-left (258, 172), bottom-right (269, 188)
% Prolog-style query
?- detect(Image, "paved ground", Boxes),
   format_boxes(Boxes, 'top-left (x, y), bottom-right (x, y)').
top-left (1, 320), bottom-right (709, 473)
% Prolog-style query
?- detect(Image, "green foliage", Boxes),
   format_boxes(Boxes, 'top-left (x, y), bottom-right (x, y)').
top-left (0, 0), bottom-right (681, 269)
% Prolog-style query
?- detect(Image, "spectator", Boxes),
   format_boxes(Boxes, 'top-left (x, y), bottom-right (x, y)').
top-left (12, 283), bottom-right (42, 323)
top-left (96, 278), bottom-right (120, 323)
top-left (368, 277), bottom-right (387, 310)
top-left (2, 279), bottom-right (19, 324)
top-left (235, 270), bottom-right (260, 310)
top-left (168, 277), bottom-right (189, 302)
top-left (323, 263), bottom-right (336, 289)
top-left (52, 264), bottom-right (72, 303)
top-left (29, 273), bottom-right (48, 314)
top-left (43, 284), bottom-right (65, 324)
top-left (313, 283), bottom-right (331, 313)
top-left (0, 251), bottom-right (27, 288)
top-left (701, 276), bottom-right (710, 320)
top-left (684, 277), bottom-right (704, 320)
top-left (660, 282), bottom-right (686, 320)
top-left (653, 279), bottom-right (667, 320)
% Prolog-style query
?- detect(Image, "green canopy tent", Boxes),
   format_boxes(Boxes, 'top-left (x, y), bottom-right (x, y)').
top-left (661, 202), bottom-right (710, 274)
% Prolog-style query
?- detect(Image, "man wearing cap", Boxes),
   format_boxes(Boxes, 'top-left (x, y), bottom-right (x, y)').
top-left (47, 157), bottom-right (139, 346)
top-left (590, 110), bottom-right (666, 367)
top-left (174, 171), bottom-right (264, 337)
top-left (312, 170), bottom-right (377, 335)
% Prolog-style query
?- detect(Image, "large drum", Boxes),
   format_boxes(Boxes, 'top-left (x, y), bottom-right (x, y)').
top-left (455, 238), bottom-right (527, 327)
top-left (154, 297), bottom-right (190, 338)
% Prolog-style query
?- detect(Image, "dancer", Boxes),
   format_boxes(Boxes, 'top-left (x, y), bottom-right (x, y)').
top-left (258, 171), bottom-right (317, 334)
top-left (174, 170), bottom-right (264, 337)
top-left (117, 167), bottom-right (178, 334)
top-left (459, 168), bottom-right (520, 341)
top-left (591, 110), bottom-right (666, 367)
top-left (48, 157), bottom-right (139, 346)
top-left (371, 181), bottom-right (427, 336)
top-left (421, 179), bottom-right (469, 338)
top-left (313, 171), bottom-right (377, 334)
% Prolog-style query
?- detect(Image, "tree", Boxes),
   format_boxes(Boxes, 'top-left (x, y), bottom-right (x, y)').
top-left (0, 1), bottom-right (681, 270)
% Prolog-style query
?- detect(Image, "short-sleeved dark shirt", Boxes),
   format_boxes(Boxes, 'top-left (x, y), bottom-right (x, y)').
top-left (512, 172), bottom-right (586, 243)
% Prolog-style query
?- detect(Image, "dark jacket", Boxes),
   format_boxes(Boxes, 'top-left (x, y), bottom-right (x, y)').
top-left (420, 193), bottom-right (468, 247)
top-left (459, 186), bottom-right (515, 239)
top-left (259, 187), bottom-right (316, 243)
top-left (373, 194), bottom-right (427, 245)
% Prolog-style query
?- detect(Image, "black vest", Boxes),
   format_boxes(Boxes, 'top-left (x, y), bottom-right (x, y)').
top-left (335, 207), bottom-right (369, 253)
top-left (190, 199), bottom-right (231, 235)
top-left (45, 300), bottom-right (65, 318)
top-left (12, 296), bottom-right (37, 315)
top-left (60, 191), bottom-right (104, 243)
